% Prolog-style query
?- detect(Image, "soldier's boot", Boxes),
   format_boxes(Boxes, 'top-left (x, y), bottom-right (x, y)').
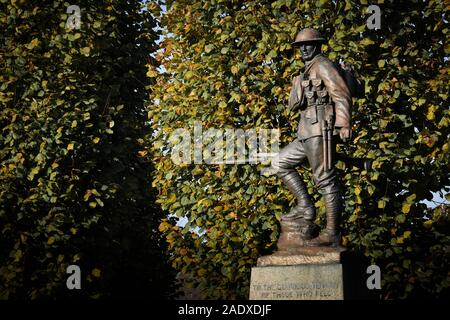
top-left (309, 192), bottom-right (342, 247)
top-left (280, 173), bottom-right (316, 222)
top-left (277, 173), bottom-right (318, 251)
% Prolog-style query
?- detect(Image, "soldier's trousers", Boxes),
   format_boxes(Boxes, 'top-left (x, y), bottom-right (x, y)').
top-left (271, 136), bottom-right (340, 195)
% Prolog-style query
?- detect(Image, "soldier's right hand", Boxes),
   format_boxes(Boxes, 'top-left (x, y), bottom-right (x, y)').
top-left (339, 127), bottom-right (352, 143)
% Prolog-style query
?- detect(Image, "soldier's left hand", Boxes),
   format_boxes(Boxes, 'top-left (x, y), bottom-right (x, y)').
top-left (339, 127), bottom-right (352, 143)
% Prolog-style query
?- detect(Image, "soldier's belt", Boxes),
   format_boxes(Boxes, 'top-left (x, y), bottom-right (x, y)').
top-left (302, 104), bottom-right (333, 124)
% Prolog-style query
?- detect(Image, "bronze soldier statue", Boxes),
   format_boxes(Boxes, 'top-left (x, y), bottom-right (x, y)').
top-left (271, 28), bottom-right (353, 249)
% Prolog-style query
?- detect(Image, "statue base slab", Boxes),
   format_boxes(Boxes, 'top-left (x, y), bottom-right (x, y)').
top-left (249, 247), bottom-right (346, 300)
top-left (249, 246), bottom-right (378, 300)
top-left (249, 263), bottom-right (344, 300)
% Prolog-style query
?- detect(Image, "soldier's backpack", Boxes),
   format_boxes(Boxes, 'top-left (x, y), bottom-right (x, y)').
top-left (334, 59), bottom-right (364, 99)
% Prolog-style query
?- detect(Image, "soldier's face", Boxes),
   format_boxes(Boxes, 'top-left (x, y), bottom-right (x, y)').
top-left (299, 42), bottom-right (319, 61)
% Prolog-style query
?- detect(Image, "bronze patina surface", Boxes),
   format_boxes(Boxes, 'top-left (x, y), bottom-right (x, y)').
top-left (271, 28), bottom-right (356, 250)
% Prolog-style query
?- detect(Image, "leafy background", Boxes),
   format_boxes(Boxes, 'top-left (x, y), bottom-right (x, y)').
top-left (149, 0), bottom-right (449, 299)
top-left (1, 0), bottom-right (448, 300)
top-left (0, 0), bottom-right (176, 298)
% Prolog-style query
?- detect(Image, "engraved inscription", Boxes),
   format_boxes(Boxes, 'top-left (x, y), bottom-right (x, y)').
top-left (251, 282), bottom-right (340, 300)
top-left (249, 264), bottom-right (344, 300)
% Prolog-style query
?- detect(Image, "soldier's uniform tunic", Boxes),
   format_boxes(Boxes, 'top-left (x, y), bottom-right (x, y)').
top-left (272, 53), bottom-right (352, 196)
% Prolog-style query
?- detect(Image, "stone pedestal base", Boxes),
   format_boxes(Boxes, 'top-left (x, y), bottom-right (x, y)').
top-left (249, 247), bottom-right (345, 300)
top-left (249, 264), bottom-right (344, 300)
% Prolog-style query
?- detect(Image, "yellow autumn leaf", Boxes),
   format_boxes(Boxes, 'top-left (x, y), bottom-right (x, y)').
top-left (27, 38), bottom-right (40, 49)
top-left (92, 268), bottom-right (101, 278)
top-left (83, 189), bottom-right (92, 201)
top-left (167, 193), bottom-right (177, 204)
top-left (360, 38), bottom-right (375, 46)
top-left (426, 105), bottom-right (437, 121)
top-left (93, 137), bottom-right (100, 144)
top-left (445, 42), bottom-right (450, 54)
top-left (443, 143), bottom-right (449, 153)
top-left (158, 221), bottom-right (170, 232)
top-left (406, 194), bottom-right (416, 202)
top-left (47, 237), bottom-right (55, 245)
top-left (402, 203), bottom-right (411, 214)
top-left (423, 220), bottom-right (433, 229)
top-left (147, 69), bottom-right (158, 77)
top-left (15, 250), bottom-right (23, 261)
top-left (138, 150), bottom-right (148, 157)
top-left (218, 101), bottom-right (227, 109)
top-left (228, 212), bottom-right (237, 219)
top-left (80, 47), bottom-right (91, 56)
top-left (67, 143), bottom-right (74, 151)
top-left (185, 70), bottom-right (195, 80)
top-left (197, 268), bottom-right (207, 277)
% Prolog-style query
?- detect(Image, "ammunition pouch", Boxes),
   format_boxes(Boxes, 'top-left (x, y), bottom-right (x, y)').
top-left (298, 76), bottom-right (336, 141)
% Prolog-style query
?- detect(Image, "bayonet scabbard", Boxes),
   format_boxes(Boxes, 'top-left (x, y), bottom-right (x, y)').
top-left (322, 120), bottom-right (328, 171)
top-left (327, 122), bottom-right (332, 170)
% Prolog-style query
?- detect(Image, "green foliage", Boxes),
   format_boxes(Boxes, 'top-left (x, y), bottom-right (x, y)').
top-left (149, 0), bottom-right (450, 299)
top-left (0, 0), bottom-right (175, 298)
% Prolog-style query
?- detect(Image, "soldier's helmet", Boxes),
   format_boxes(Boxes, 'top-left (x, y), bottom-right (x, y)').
top-left (292, 28), bottom-right (326, 47)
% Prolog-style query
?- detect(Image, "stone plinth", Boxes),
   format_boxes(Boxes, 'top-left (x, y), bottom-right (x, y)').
top-left (249, 247), bottom-right (346, 300)
top-left (249, 264), bottom-right (344, 300)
